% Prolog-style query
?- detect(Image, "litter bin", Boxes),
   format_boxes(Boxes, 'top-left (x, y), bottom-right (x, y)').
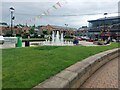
top-left (16, 36), bottom-right (22, 47)
top-left (25, 40), bottom-right (30, 47)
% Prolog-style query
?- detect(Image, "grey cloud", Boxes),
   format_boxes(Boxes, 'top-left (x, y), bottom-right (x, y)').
top-left (1, 0), bottom-right (119, 28)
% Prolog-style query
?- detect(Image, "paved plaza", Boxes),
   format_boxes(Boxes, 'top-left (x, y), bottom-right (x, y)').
top-left (80, 57), bottom-right (118, 88)
top-left (79, 41), bottom-right (98, 46)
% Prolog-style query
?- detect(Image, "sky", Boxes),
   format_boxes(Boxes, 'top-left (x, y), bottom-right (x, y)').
top-left (1, 0), bottom-right (120, 29)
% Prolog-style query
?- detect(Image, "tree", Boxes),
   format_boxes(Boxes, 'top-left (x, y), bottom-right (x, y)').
top-left (29, 25), bottom-right (35, 34)
top-left (16, 24), bottom-right (24, 27)
top-left (29, 28), bottom-right (34, 34)
top-left (42, 30), bottom-right (48, 35)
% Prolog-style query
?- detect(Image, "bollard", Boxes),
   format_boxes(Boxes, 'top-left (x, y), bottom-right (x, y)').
top-left (25, 40), bottom-right (30, 47)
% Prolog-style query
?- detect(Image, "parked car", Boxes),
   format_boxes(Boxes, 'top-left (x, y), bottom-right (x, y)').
top-left (76, 36), bottom-right (82, 41)
top-left (81, 36), bottom-right (90, 41)
top-left (0, 36), bottom-right (4, 44)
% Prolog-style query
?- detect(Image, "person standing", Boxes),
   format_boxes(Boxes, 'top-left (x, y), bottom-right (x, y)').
top-left (73, 37), bottom-right (79, 45)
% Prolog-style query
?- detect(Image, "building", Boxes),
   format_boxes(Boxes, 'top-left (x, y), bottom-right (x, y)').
top-left (0, 22), bottom-right (8, 35)
top-left (77, 26), bottom-right (88, 36)
top-left (0, 22), bottom-right (31, 36)
top-left (37, 24), bottom-right (77, 37)
top-left (88, 16), bottom-right (120, 40)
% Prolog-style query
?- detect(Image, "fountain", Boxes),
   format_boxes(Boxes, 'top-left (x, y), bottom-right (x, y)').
top-left (55, 31), bottom-right (60, 45)
top-left (61, 32), bottom-right (64, 44)
top-left (43, 30), bottom-right (73, 46)
top-left (52, 31), bottom-right (55, 43)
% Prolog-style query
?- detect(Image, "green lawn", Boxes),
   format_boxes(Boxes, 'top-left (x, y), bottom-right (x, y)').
top-left (22, 38), bottom-right (45, 41)
top-left (64, 38), bottom-right (73, 41)
top-left (2, 43), bottom-right (118, 89)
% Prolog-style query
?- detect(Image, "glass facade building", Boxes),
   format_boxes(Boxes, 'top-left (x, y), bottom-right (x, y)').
top-left (88, 16), bottom-right (120, 40)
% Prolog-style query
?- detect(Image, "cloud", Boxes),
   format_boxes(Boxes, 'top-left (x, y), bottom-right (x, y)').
top-left (1, 0), bottom-right (119, 28)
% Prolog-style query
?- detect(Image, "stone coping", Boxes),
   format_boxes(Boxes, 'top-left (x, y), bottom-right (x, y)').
top-left (33, 48), bottom-right (119, 89)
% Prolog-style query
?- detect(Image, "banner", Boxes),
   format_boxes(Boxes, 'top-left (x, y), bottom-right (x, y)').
top-left (47, 9), bottom-right (50, 14)
top-left (56, 2), bottom-right (61, 7)
top-left (53, 5), bottom-right (57, 9)
top-left (25, 0), bottom-right (67, 24)
top-left (44, 11), bottom-right (48, 15)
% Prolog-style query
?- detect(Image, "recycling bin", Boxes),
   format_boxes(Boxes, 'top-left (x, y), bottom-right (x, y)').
top-left (16, 36), bottom-right (22, 47)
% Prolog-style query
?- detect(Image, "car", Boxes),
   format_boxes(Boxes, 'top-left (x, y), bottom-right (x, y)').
top-left (78, 38), bottom-right (82, 41)
top-left (0, 36), bottom-right (4, 44)
top-left (76, 37), bottom-right (82, 41)
top-left (81, 36), bottom-right (90, 40)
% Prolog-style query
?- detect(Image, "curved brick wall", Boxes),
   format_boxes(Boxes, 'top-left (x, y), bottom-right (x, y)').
top-left (33, 48), bottom-right (119, 89)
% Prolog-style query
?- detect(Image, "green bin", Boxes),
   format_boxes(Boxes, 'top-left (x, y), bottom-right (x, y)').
top-left (16, 36), bottom-right (22, 47)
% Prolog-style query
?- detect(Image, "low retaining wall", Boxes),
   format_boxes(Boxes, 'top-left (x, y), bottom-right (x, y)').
top-left (33, 48), bottom-right (119, 89)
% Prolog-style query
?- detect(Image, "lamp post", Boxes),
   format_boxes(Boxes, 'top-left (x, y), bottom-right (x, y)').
top-left (65, 24), bottom-right (68, 36)
top-left (65, 24), bottom-right (68, 30)
top-left (10, 7), bottom-right (15, 36)
top-left (103, 13), bottom-right (108, 40)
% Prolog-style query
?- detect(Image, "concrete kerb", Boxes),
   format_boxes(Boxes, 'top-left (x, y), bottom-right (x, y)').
top-left (55, 70), bottom-right (78, 88)
top-left (34, 76), bottom-right (69, 88)
top-left (33, 48), bottom-right (119, 89)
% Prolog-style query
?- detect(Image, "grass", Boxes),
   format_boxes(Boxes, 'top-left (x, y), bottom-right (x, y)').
top-left (22, 38), bottom-right (45, 41)
top-left (2, 43), bottom-right (118, 89)
top-left (64, 38), bottom-right (73, 41)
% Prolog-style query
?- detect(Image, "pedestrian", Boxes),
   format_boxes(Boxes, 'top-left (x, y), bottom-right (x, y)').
top-left (73, 37), bottom-right (79, 45)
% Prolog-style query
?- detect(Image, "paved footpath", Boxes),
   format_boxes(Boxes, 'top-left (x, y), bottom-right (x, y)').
top-left (80, 57), bottom-right (118, 88)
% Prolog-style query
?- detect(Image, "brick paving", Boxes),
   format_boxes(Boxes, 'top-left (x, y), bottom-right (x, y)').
top-left (80, 57), bottom-right (118, 88)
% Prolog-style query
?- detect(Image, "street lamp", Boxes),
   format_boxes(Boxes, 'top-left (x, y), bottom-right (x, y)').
top-left (103, 13), bottom-right (108, 40)
top-left (10, 7), bottom-right (15, 36)
top-left (65, 24), bottom-right (68, 30)
top-left (65, 24), bottom-right (68, 36)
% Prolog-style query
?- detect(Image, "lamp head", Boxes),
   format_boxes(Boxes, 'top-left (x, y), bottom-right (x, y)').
top-left (10, 7), bottom-right (15, 12)
top-left (104, 13), bottom-right (108, 15)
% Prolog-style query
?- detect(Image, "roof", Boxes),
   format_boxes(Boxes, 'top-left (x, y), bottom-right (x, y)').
top-left (40, 24), bottom-right (77, 30)
top-left (88, 16), bottom-right (120, 22)
top-left (51, 25), bottom-right (77, 30)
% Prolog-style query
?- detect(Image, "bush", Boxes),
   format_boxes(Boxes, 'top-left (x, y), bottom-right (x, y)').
top-left (16, 34), bottom-right (21, 37)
